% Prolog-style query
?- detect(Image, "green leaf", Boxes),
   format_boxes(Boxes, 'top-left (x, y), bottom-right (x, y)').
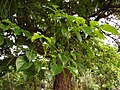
top-left (23, 64), bottom-right (37, 78)
top-left (32, 33), bottom-right (51, 44)
top-left (58, 53), bottom-right (68, 65)
top-left (86, 46), bottom-right (95, 59)
top-left (22, 30), bottom-right (32, 38)
top-left (70, 59), bottom-right (77, 68)
top-left (2, 20), bottom-right (13, 25)
top-left (13, 26), bottom-right (21, 35)
top-left (77, 63), bottom-right (85, 72)
top-left (70, 51), bottom-right (77, 60)
top-left (50, 37), bottom-right (56, 45)
top-left (76, 17), bottom-right (85, 26)
top-left (0, 34), bottom-right (4, 46)
top-left (43, 43), bottom-right (50, 51)
top-left (61, 28), bottom-right (71, 39)
top-left (101, 24), bottom-right (118, 34)
top-left (82, 27), bottom-right (92, 35)
top-left (26, 50), bottom-right (36, 62)
top-left (31, 33), bottom-right (41, 42)
top-left (76, 32), bottom-right (82, 42)
top-left (67, 66), bottom-right (78, 76)
top-left (34, 60), bottom-right (42, 73)
top-left (90, 21), bottom-right (99, 27)
top-left (95, 30), bottom-right (105, 39)
top-left (44, 37), bottom-right (51, 44)
top-left (16, 56), bottom-right (32, 72)
top-left (52, 5), bottom-right (59, 9)
top-left (51, 64), bottom-right (63, 76)
top-left (0, 23), bottom-right (10, 31)
top-left (18, 2), bottom-right (24, 8)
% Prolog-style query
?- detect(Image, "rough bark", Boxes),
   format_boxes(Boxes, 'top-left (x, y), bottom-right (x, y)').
top-left (53, 68), bottom-right (73, 90)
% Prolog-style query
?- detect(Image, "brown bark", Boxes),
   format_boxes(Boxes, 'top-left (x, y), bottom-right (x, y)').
top-left (53, 68), bottom-right (73, 90)
top-left (33, 77), bottom-right (36, 90)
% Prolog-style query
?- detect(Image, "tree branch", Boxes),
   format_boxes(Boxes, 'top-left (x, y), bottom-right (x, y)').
top-left (109, 4), bottom-right (120, 8)
top-left (88, 2), bottom-right (120, 20)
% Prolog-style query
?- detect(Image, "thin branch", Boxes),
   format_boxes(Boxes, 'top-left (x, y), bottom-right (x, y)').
top-left (109, 4), bottom-right (120, 8)
top-left (88, 1), bottom-right (120, 19)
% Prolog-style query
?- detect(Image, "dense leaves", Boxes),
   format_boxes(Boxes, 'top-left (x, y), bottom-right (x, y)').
top-left (0, 0), bottom-right (120, 90)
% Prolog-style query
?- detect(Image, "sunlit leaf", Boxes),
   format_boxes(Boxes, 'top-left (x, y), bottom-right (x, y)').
top-left (52, 5), bottom-right (59, 9)
top-left (50, 37), bottom-right (56, 45)
top-left (95, 30), bottom-right (105, 39)
top-left (76, 32), bottom-right (82, 42)
top-left (82, 27), bottom-right (92, 35)
top-left (90, 21), bottom-right (99, 27)
top-left (2, 20), bottom-right (13, 25)
top-left (76, 17), bottom-right (85, 26)
top-left (31, 33), bottom-right (41, 42)
top-left (101, 24), bottom-right (118, 34)
top-left (44, 37), bottom-right (51, 44)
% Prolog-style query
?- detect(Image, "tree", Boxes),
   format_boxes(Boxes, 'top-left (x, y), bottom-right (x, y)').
top-left (0, 0), bottom-right (120, 90)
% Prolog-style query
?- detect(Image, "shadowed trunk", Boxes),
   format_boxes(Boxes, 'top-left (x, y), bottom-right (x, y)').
top-left (53, 68), bottom-right (73, 90)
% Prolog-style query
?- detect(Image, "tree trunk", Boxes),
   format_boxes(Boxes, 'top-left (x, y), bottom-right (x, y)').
top-left (53, 68), bottom-right (73, 90)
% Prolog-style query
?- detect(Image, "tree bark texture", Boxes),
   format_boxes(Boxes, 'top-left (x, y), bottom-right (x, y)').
top-left (53, 68), bottom-right (73, 90)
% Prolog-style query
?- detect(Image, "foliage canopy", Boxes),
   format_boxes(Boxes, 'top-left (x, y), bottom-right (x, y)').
top-left (0, 0), bottom-right (120, 89)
